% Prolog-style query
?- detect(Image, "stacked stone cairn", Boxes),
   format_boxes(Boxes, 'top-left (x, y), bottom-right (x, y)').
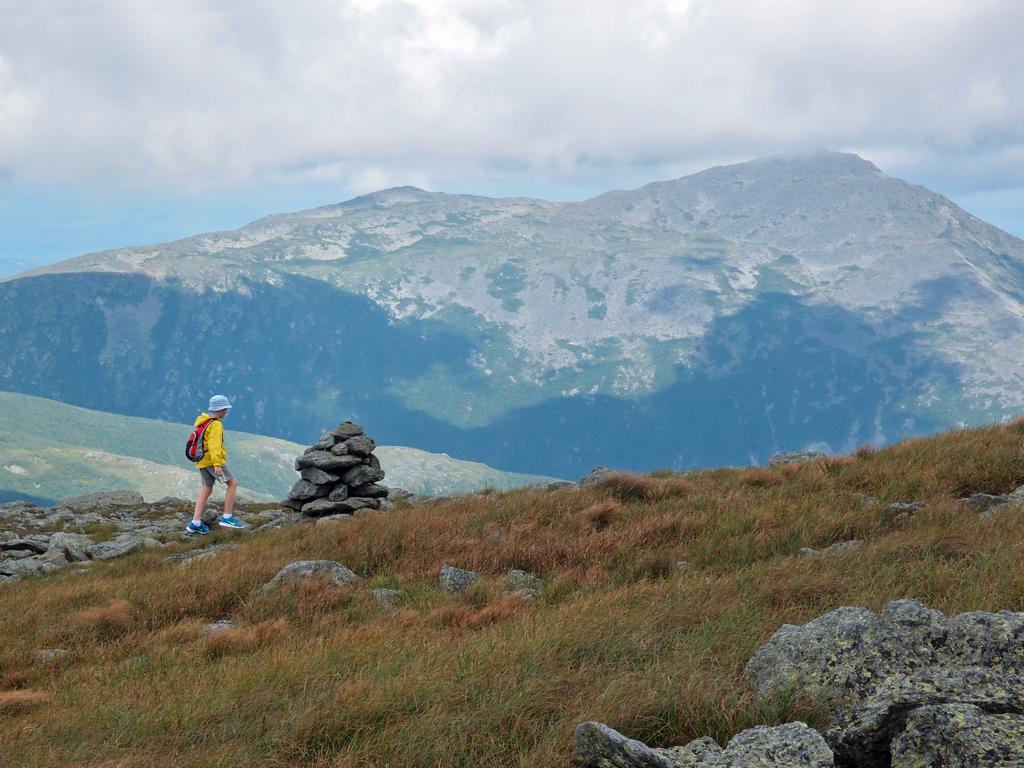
top-left (282, 421), bottom-right (389, 517)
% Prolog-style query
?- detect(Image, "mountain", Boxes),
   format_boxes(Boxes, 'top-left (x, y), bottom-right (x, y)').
top-left (3, 151), bottom-right (1023, 476)
top-left (0, 392), bottom-right (557, 505)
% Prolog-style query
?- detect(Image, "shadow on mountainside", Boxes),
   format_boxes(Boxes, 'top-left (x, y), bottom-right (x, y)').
top-left (0, 273), bottom-right (973, 479)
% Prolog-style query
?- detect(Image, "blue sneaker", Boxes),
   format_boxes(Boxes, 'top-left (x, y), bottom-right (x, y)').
top-left (218, 514), bottom-right (247, 530)
top-left (185, 520), bottom-right (210, 536)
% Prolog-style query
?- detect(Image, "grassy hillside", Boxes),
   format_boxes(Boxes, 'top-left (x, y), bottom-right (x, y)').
top-left (0, 392), bottom-right (557, 503)
top-left (1, 422), bottom-right (1023, 766)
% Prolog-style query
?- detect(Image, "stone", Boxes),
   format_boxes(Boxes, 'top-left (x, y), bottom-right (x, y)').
top-left (327, 483), bottom-right (349, 502)
top-left (746, 599), bottom-right (1024, 710)
top-left (505, 569), bottom-right (543, 593)
top-left (348, 482), bottom-right (389, 498)
top-left (827, 667), bottom-right (1024, 766)
top-left (767, 451), bottom-right (828, 466)
top-left (299, 467), bottom-right (340, 485)
top-left (372, 588), bottom-right (402, 602)
top-left (660, 736), bottom-right (722, 765)
top-left (342, 435), bottom-right (376, 457)
top-left (574, 720), bottom-right (833, 768)
top-left (339, 463), bottom-right (386, 488)
top-left (261, 560), bottom-right (361, 592)
top-left (0, 557), bottom-right (62, 578)
top-left (717, 722), bottom-right (833, 766)
top-left (55, 490), bottom-right (145, 511)
top-left (86, 535), bottom-right (143, 560)
top-left (312, 433), bottom-right (336, 450)
top-left (301, 497), bottom-right (376, 517)
top-left (165, 543), bottom-right (236, 564)
top-left (315, 514), bottom-right (354, 527)
top-left (881, 501), bottom-right (923, 519)
top-left (799, 540), bottom-right (865, 558)
top-left (0, 538), bottom-right (48, 554)
top-left (365, 453), bottom-right (381, 470)
top-left (439, 564), bottom-right (479, 593)
top-left (329, 422), bottom-right (364, 439)
top-left (47, 532), bottom-right (93, 562)
top-left (280, 497), bottom-right (305, 512)
top-left (294, 450), bottom-right (363, 473)
top-left (1004, 484), bottom-right (1024, 504)
top-left (891, 703), bottom-right (1024, 767)
top-left (203, 618), bottom-right (236, 634)
top-left (966, 492), bottom-right (1009, 513)
top-left (35, 648), bottom-right (68, 664)
top-left (573, 721), bottom-right (677, 767)
top-left (287, 479), bottom-right (330, 501)
top-left (329, 442), bottom-right (350, 456)
top-left (579, 466), bottom-right (616, 487)
top-left (546, 480), bottom-right (576, 491)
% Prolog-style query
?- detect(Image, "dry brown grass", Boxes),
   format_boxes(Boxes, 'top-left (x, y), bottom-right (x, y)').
top-left (0, 669), bottom-right (33, 690)
top-left (1, 422), bottom-right (1024, 766)
top-left (204, 619), bottom-right (288, 657)
top-left (71, 598), bottom-right (133, 636)
top-left (0, 690), bottom-right (49, 714)
top-left (581, 500), bottom-right (621, 530)
top-left (598, 472), bottom-right (696, 501)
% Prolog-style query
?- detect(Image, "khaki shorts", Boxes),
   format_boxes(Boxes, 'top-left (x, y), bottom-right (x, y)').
top-left (199, 465), bottom-right (234, 488)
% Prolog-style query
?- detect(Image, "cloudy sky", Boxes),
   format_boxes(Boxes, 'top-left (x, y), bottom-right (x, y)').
top-left (1, 0), bottom-right (1022, 273)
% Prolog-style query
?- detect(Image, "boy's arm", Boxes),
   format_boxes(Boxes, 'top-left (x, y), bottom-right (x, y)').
top-left (207, 420), bottom-right (227, 468)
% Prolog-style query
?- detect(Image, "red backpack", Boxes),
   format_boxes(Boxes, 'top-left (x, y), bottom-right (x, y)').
top-left (185, 418), bottom-right (216, 463)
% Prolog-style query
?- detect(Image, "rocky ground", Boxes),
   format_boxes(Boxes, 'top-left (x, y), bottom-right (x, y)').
top-left (4, 447), bottom-right (1024, 766)
top-left (0, 491), bottom-right (304, 582)
top-left (576, 599), bottom-right (1024, 767)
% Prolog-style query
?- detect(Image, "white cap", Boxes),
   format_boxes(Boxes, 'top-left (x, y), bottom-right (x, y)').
top-left (208, 394), bottom-right (232, 412)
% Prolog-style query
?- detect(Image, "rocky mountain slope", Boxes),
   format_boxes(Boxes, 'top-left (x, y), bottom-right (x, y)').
top-left (4, 152), bottom-right (1024, 475)
top-left (0, 392), bottom-right (556, 504)
top-left (1, 420), bottom-right (1023, 766)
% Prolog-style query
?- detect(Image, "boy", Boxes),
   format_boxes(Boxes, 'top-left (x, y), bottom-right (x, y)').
top-left (186, 395), bottom-right (248, 534)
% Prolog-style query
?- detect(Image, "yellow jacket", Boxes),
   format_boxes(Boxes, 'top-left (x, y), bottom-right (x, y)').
top-left (194, 413), bottom-right (227, 468)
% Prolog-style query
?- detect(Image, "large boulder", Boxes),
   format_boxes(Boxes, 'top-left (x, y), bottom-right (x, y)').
top-left (46, 532), bottom-right (93, 563)
top-left (891, 704), bottom-right (1024, 767)
top-left (260, 560), bottom-right (360, 592)
top-left (745, 600), bottom-right (965, 704)
top-left (826, 667), bottom-right (1024, 766)
top-left (573, 722), bottom-right (676, 767)
top-left (0, 538), bottom-right (48, 554)
top-left (86, 535), bottom-right (143, 560)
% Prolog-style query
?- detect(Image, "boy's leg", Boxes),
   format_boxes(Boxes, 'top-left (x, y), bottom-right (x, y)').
top-left (194, 480), bottom-right (213, 523)
top-left (224, 476), bottom-right (237, 517)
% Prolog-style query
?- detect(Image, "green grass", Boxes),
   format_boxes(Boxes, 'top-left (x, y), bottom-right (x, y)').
top-left (1, 421), bottom-right (1023, 766)
top-left (0, 392), bottom-right (558, 503)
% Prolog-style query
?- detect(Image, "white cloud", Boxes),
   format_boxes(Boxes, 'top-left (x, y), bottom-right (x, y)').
top-left (0, 0), bottom-right (1021, 195)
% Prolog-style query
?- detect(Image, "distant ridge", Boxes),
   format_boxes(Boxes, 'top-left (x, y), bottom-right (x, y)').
top-left (2, 151), bottom-right (1024, 477)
